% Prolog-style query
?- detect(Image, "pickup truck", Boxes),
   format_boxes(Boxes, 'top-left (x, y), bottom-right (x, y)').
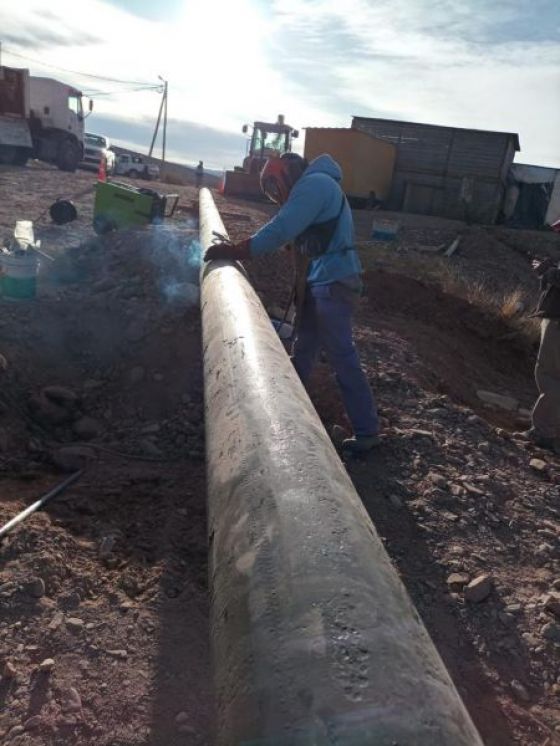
top-left (81, 132), bottom-right (116, 173)
top-left (114, 153), bottom-right (159, 180)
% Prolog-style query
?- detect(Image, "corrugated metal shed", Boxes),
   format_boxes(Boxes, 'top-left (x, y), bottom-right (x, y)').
top-left (352, 116), bottom-right (520, 223)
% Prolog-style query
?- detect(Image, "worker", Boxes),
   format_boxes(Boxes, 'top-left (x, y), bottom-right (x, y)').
top-left (204, 152), bottom-right (380, 453)
top-left (195, 161), bottom-right (204, 188)
top-left (516, 257), bottom-right (560, 452)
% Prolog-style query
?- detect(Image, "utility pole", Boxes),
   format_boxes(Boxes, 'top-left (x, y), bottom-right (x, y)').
top-left (148, 85), bottom-right (165, 158)
top-left (162, 79), bottom-right (168, 163)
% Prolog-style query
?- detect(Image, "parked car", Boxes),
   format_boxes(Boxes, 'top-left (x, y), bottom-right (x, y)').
top-left (114, 153), bottom-right (159, 180)
top-left (80, 132), bottom-right (115, 173)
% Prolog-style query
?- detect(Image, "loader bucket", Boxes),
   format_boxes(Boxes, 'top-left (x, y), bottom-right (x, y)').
top-left (223, 170), bottom-right (264, 200)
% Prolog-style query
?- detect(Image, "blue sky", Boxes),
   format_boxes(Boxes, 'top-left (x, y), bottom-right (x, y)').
top-left (1, 0), bottom-right (559, 170)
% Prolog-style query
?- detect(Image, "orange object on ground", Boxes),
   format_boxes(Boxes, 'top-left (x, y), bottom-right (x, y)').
top-left (97, 155), bottom-right (107, 182)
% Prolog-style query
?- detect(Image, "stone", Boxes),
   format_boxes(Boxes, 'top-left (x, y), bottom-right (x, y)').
top-left (542, 621), bottom-right (560, 643)
top-left (66, 617), bottom-right (84, 632)
top-left (83, 379), bottom-right (103, 391)
top-left (52, 445), bottom-right (95, 472)
top-left (39, 658), bottom-right (55, 672)
top-left (0, 427), bottom-right (8, 452)
top-left (48, 611), bottom-right (64, 631)
top-left (128, 366), bottom-right (145, 385)
top-left (505, 603), bottom-right (522, 614)
top-left (447, 573), bottom-right (470, 592)
top-left (553, 579), bottom-right (560, 591)
top-left (98, 535), bottom-right (116, 560)
top-left (42, 385), bottom-right (78, 405)
top-left (179, 724), bottom-right (198, 735)
top-left (27, 577), bottom-right (45, 598)
top-left (427, 472), bottom-right (448, 489)
top-left (175, 712), bottom-right (190, 725)
top-left (24, 715), bottom-right (43, 730)
top-left (29, 393), bottom-right (71, 426)
top-left (464, 574), bottom-right (492, 603)
top-left (476, 390), bottom-right (518, 411)
top-left (510, 680), bottom-right (530, 702)
top-left (141, 423), bottom-right (161, 435)
top-left (106, 649), bottom-right (127, 659)
top-left (530, 458), bottom-right (548, 473)
top-left (140, 439), bottom-right (163, 458)
top-left (61, 686), bottom-right (82, 712)
top-left (2, 660), bottom-right (17, 679)
top-left (388, 495), bottom-right (403, 510)
top-left (73, 417), bottom-right (102, 441)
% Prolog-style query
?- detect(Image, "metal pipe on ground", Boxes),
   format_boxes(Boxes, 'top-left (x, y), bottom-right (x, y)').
top-left (199, 187), bottom-right (483, 746)
top-left (0, 470), bottom-right (84, 541)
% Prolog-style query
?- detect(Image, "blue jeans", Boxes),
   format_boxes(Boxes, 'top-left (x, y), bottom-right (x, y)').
top-left (293, 283), bottom-right (379, 437)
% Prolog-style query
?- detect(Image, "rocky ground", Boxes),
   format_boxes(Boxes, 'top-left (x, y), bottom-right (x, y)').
top-left (1, 161), bottom-right (560, 745)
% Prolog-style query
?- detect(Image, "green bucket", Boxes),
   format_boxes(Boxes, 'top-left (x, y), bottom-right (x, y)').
top-left (1, 252), bottom-right (38, 299)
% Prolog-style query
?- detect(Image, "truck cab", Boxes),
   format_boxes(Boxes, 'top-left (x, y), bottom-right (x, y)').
top-left (0, 66), bottom-right (90, 171)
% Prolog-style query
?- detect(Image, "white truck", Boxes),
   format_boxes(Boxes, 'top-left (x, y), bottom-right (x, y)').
top-left (0, 65), bottom-right (92, 171)
top-left (114, 153), bottom-right (160, 180)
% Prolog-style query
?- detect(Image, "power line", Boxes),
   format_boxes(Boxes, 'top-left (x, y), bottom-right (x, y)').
top-left (82, 84), bottom-right (162, 97)
top-left (2, 46), bottom-right (158, 87)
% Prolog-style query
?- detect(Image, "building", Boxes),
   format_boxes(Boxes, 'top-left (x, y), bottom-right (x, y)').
top-left (504, 164), bottom-right (560, 228)
top-left (352, 116), bottom-right (520, 223)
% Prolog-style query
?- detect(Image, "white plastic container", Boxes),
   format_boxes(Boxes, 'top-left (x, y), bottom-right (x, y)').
top-left (1, 251), bottom-right (39, 299)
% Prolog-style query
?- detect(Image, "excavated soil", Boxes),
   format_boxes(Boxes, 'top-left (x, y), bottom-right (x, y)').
top-left (0, 164), bottom-right (211, 745)
top-left (2, 162), bottom-right (560, 745)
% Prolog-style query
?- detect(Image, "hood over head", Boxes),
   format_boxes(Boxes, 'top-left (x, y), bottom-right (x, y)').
top-left (304, 154), bottom-right (342, 182)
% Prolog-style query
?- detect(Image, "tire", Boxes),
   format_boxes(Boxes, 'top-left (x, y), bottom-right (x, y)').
top-left (57, 139), bottom-right (81, 172)
top-left (128, 169), bottom-right (139, 178)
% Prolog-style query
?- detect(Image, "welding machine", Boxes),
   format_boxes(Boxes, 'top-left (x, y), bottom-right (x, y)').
top-left (93, 181), bottom-right (179, 235)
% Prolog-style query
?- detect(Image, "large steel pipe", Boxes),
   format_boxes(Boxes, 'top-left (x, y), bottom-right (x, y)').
top-left (199, 188), bottom-right (483, 746)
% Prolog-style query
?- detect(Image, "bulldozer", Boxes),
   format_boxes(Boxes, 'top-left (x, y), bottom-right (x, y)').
top-left (223, 115), bottom-right (299, 198)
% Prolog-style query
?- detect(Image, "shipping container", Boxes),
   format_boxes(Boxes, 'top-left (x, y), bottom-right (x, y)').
top-left (303, 127), bottom-right (395, 205)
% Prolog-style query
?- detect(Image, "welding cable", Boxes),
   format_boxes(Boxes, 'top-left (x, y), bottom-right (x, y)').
top-left (0, 470), bottom-right (84, 541)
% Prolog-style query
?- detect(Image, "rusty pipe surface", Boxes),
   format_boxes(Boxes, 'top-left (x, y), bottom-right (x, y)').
top-left (199, 188), bottom-right (483, 746)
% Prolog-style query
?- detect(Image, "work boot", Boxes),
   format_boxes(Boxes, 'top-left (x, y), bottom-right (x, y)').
top-left (331, 424), bottom-right (348, 447)
top-left (342, 434), bottom-right (381, 453)
top-left (513, 428), bottom-right (560, 453)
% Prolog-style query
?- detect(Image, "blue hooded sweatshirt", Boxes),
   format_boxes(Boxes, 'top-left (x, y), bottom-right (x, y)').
top-left (249, 154), bottom-right (363, 286)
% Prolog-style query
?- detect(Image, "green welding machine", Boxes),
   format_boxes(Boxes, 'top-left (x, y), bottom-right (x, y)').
top-left (93, 181), bottom-right (179, 235)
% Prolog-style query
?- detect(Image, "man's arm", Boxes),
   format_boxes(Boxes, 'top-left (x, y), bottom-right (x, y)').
top-left (250, 177), bottom-right (325, 256)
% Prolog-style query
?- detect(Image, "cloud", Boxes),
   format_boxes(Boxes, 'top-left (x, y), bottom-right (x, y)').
top-left (2, 28), bottom-right (102, 49)
top-left (267, 0), bottom-right (560, 166)
top-left (88, 112), bottom-right (246, 170)
top-left (0, 0), bottom-right (558, 168)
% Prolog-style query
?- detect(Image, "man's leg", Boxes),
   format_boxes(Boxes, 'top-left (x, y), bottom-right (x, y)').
top-left (292, 291), bottom-right (321, 385)
top-left (532, 319), bottom-right (560, 439)
top-left (314, 286), bottom-right (379, 438)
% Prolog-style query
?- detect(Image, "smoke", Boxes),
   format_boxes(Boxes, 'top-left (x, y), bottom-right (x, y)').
top-left (145, 221), bottom-right (202, 308)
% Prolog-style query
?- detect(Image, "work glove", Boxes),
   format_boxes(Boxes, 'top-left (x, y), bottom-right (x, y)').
top-left (204, 238), bottom-right (251, 262)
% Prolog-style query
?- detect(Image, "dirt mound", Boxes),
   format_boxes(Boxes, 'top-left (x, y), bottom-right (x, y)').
top-left (363, 270), bottom-right (536, 425)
